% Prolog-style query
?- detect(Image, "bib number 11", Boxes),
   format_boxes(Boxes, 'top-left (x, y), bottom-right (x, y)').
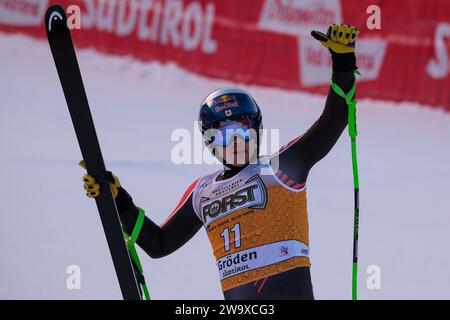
top-left (221, 223), bottom-right (241, 252)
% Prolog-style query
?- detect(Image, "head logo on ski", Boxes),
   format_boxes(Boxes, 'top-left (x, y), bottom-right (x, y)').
top-left (45, 5), bottom-right (66, 33)
top-left (47, 11), bottom-right (63, 32)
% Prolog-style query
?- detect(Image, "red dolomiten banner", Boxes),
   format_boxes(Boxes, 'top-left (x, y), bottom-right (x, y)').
top-left (1, 0), bottom-right (449, 110)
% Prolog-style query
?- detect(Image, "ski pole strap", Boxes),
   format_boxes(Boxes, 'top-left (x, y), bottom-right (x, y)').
top-left (126, 208), bottom-right (151, 300)
top-left (330, 69), bottom-right (360, 139)
top-left (130, 208), bottom-right (145, 245)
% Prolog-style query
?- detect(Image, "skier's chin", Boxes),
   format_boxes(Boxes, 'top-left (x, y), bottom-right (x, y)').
top-left (226, 161), bottom-right (248, 168)
top-left (221, 152), bottom-right (256, 167)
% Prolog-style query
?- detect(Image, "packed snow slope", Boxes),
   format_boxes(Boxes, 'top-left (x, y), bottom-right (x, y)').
top-left (1, 33), bottom-right (450, 299)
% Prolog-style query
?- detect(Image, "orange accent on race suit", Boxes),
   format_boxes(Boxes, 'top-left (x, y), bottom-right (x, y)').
top-left (257, 277), bottom-right (269, 293)
top-left (276, 135), bottom-right (303, 154)
top-left (275, 169), bottom-right (305, 190)
top-left (160, 179), bottom-right (199, 227)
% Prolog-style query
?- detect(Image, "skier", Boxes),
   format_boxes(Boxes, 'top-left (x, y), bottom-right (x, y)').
top-left (80, 23), bottom-right (359, 300)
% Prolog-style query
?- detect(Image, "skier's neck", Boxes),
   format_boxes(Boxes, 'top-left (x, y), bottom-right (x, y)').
top-left (218, 165), bottom-right (245, 181)
top-left (218, 157), bottom-right (259, 181)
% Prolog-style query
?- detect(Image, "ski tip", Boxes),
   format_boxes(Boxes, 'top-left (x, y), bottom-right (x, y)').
top-left (45, 5), bottom-right (67, 34)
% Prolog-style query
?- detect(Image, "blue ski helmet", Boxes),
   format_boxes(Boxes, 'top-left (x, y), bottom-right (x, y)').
top-left (198, 87), bottom-right (263, 139)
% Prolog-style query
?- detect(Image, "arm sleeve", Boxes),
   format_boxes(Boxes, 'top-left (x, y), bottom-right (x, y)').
top-left (115, 182), bottom-right (203, 259)
top-left (272, 70), bottom-right (355, 184)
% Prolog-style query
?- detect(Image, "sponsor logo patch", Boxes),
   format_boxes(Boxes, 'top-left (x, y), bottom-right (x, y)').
top-left (201, 175), bottom-right (267, 226)
top-left (212, 95), bottom-right (239, 113)
top-left (280, 246), bottom-right (289, 256)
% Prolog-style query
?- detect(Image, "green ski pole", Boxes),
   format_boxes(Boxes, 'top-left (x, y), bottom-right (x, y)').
top-left (124, 208), bottom-right (151, 300)
top-left (330, 70), bottom-right (361, 300)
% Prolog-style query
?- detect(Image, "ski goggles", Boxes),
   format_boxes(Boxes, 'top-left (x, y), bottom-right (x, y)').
top-left (207, 118), bottom-right (258, 146)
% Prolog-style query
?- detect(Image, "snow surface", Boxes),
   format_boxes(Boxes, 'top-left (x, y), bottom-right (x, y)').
top-left (1, 32), bottom-right (450, 300)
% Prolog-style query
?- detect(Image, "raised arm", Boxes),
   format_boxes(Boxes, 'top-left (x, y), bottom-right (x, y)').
top-left (271, 24), bottom-right (359, 185)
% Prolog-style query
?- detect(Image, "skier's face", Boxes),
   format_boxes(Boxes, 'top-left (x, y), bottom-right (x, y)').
top-left (214, 134), bottom-right (258, 167)
top-left (205, 117), bottom-right (258, 166)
